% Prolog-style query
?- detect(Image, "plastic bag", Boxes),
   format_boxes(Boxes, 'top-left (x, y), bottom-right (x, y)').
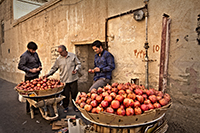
top-left (18, 94), bottom-right (26, 103)
top-left (68, 118), bottom-right (85, 133)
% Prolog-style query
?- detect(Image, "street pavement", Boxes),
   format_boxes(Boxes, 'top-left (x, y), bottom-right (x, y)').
top-left (0, 78), bottom-right (90, 133)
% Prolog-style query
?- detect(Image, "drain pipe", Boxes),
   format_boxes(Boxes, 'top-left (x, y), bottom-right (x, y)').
top-left (144, 0), bottom-right (149, 89)
top-left (105, 6), bottom-right (147, 49)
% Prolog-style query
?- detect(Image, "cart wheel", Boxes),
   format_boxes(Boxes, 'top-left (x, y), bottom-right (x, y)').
top-left (47, 105), bottom-right (56, 117)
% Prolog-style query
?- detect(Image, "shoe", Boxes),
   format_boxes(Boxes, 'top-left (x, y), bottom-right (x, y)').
top-left (64, 107), bottom-right (68, 113)
top-left (74, 107), bottom-right (79, 112)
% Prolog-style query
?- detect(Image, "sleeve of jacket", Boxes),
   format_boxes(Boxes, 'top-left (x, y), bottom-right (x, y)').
top-left (101, 53), bottom-right (115, 72)
top-left (18, 55), bottom-right (30, 72)
top-left (36, 53), bottom-right (42, 67)
top-left (47, 59), bottom-right (59, 76)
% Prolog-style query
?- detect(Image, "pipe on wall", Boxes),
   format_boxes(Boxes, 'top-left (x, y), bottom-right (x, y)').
top-left (105, 6), bottom-right (147, 49)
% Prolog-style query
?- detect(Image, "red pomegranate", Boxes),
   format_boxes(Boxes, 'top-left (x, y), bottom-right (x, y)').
top-left (106, 107), bottom-right (114, 114)
top-left (104, 95), bottom-right (113, 103)
top-left (153, 102), bottom-right (161, 108)
top-left (126, 107), bottom-right (134, 116)
top-left (84, 104), bottom-right (92, 112)
top-left (159, 98), bottom-right (168, 106)
top-left (111, 100), bottom-right (120, 109)
top-left (134, 106), bottom-right (142, 115)
top-left (116, 108), bottom-right (126, 116)
top-left (115, 95), bottom-right (124, 103)
top-left (140, 104), bottom-right (149, 111)
top-left (149, 95), bottom-right (157, 103)
top-left (123, 98), bottom-right (131, 107)
top-left (101, 100), bottom-right (109, 108)
top-left (91, 100), bottom-right (98, 107)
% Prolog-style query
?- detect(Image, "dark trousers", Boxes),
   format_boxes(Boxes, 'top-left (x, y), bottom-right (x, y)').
top-left (25, 75), bottom-right (39, 113)
top-left (62, 80), bottom-right (78, 108)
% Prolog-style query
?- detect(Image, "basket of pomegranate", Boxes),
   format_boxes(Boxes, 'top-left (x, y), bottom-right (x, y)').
top-left (14, 77), bottom-right (64, 97)
top-left (74, 82), bottom-right (172, 126)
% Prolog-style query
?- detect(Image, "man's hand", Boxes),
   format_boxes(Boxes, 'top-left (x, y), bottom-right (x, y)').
top-left (72, 70), bottom-right (77, 74)
top-left (43, 74), bottom-right (49, 78)
top-left (29, 68), bottom-right (38, 73)
top-left (94, 67), bottom-right (100, 72)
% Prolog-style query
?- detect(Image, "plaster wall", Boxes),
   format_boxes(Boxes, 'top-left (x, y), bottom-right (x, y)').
top-left (0, 0), bottom-right (200, 95)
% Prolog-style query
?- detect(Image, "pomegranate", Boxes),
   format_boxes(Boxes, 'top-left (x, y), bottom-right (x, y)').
top-left (116, 108), bottom-right (126, 116)
top-left (126, 107), bottom-right (134, 116)
top-left (96, 106), bottom-right (103, 113)
top-left (117, 84), bottom-right (124, 90)
top-left (97, 87), bottom-right (103, 94)
top-left (142, 94), bottom-right (147, 99)
top-left (110, 92), bottom-right (117, 99)
top-left (84, 104), bottom-right (92, 112)
top-left (91, 108), bottom-right (97, 113)
top-left (106, 107), bottom-right (114, 114)
top-left (102, 92), bottom-right (109, 97)
top-left (140, 104), bottom-right (149, 111)
top-left (120, 104), bottom-right (125, 109)
top-left (101, 100), bottom-right (109, 108)
top-left (123, 98), bottom-right (131, 107)
top-left (159, 98), bottom-right (168, 106)
top-left (157, 91), bottom-right (164, 97)
top-left (118, 90), bottom-right (126, 95)
top-left (144, 99), bottom-right (151, 104)
top-left (115, 95), bottom-right (124, 103)
top-left (156, 95), bottom-right (162, 101)
top-left (80, 102), bottom-right (86, 108)
top-left (134, 106), bottom-right (142, 115)
top-left (80, 97), bottom-right (87, 102)
top-left (134, 101), bottom-right (141, 108)
top-left (107, 89), bottom-right (111, 94)
top-left (87, 93), bottom-right (91, 98)
top-left (129, 99), bottom-right (134, 107)
top-left (111, 100), bottom-right (120, 109)
top-left (149, 88), bottom-right (155, 95)
top-left (126, 89), bottom-right (132, 94)
top-left (91, 100), bottom-right (98, 107)
top-left (145, 90), bottom-right (151, 96)
top-left (134, 88), bottom-right (143, 95)
top-left (104, 95), bottom-right (113, 103)
top-left (153, 102), bottom-right (161, 108)
top-left (111, 87), bottom-right (118, 93)
top-left (105, 84), bottom-right (112, 90)
top-left (80, 92), bottom-right (87, 97)
top-left (121, 93), bottom-right (127, 98)
top-left (149, 95), bottom-right (157, 103)
top-left (112, 82), bottom-right (119, 87)
top-left (96, 95), bottom-right (103, 103)
top-left (164, 93), bottom-right (171, 102)
top-left (91, 93), bottom-right (98, 100)
top-left (127, 93), bottom-right (136, 100)
top-left (136, 95), bottom-right (144, 103)
top-left (147, 103), bottom-right (154, 110)
top-left (91, 88), bottom-right (97, 94)
top-left (86, 98), bottom-right (92, 104)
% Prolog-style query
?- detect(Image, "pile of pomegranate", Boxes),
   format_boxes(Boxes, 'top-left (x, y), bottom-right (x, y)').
top-left (75, 82), bottom-right (171, 116)
top-left (16, 78), bottom-right (64, 91)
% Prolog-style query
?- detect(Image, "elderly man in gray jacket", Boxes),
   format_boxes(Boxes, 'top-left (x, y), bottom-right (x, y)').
top-left (44, 45), bottom-right (81, 112)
